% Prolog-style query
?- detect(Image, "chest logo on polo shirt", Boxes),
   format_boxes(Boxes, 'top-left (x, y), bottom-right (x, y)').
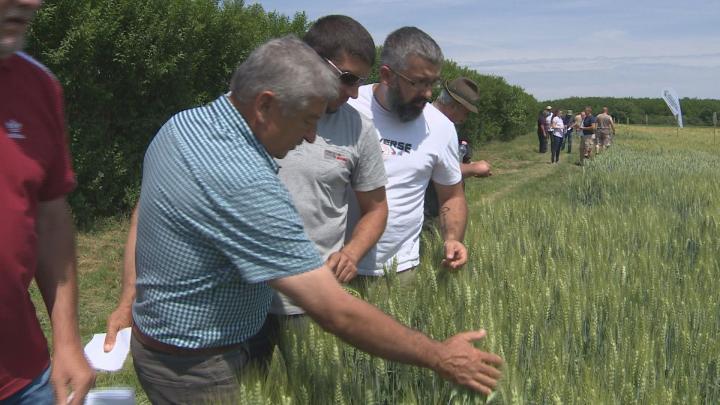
top-left (4, 120), bottom-right (25, 139)
top-left (323, 149), bottom-right (349, 164)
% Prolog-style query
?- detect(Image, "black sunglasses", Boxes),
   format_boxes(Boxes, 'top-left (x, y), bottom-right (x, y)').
top-left (325, 58), bottom-right (367, 87)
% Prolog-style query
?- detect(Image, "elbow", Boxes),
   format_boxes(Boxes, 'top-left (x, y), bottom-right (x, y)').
top-left (307, 293), bottom-right (356, 335)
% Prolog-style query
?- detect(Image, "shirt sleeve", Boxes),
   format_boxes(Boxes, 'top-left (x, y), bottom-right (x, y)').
top-left (431, 123), bottom-right (462, 186)
top-left (202, 179), bottom-right (324, 283)
top-left (38, 76), bottom-right (76, 201)
top-left (350, 118), bottom-right (387, 192)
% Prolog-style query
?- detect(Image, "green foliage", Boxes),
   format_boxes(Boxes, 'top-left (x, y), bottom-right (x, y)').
top-left (26, 0), bottom-right (309, 224)
top-left (441, 60), bottom-right (537, 144)
top-left (542, 96), bottom-right (720, 126)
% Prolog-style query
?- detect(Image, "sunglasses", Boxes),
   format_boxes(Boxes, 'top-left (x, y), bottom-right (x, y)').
top-left (325, 58), bottom-right (367, 87)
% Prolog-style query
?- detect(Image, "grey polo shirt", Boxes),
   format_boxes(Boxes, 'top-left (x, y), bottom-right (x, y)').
top-left (270, 103), bottom-right (387, 315)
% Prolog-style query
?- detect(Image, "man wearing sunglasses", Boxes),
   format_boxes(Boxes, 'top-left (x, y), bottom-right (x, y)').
top-left (260, 14), bottom-right (389, 359)
top-left (347, 27), bottom-right (469, 281)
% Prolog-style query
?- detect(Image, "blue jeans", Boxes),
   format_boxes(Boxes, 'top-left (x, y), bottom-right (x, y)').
top-left (551, 135), bottom-right (563, 163)
top-left (562, 129), bottom-right (573, 153)
top-left (1, 366), bottom-right (53, 405)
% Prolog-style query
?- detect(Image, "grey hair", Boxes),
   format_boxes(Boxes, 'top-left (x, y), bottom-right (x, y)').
top-left (230, 35), bottom-right (338, 113)
top-left (380, 26), bottom-right (443, 71)
top-left (436, 89), bottom-right (456, 106)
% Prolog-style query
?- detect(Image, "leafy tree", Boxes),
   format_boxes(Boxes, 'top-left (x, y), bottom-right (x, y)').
top-left (27, 0), bottom-right (309, 224)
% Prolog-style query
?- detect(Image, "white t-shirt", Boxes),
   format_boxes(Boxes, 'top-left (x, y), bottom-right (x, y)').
top-left (347, 84), bottom-right (462, 276)
top-left (552, 116), bottom-right (565, 137)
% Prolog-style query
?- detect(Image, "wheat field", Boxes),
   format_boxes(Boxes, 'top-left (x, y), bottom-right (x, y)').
top-left (36, 125), bottom-right (720, 404)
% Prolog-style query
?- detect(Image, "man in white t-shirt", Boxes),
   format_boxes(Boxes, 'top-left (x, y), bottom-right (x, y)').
top-left (347, 27), bottom-right (468, 278)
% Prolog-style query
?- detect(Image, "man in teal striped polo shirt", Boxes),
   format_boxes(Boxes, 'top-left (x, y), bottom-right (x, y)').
top-left (123, 36), bottom-right (502, 404)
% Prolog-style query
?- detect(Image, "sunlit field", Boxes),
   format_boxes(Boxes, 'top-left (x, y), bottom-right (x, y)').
top-left (35, 125), bottom-right (720, 404)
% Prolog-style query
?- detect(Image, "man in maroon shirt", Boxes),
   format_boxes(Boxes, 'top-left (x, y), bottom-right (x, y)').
top-left (1, 0), bottom-right (94, 403)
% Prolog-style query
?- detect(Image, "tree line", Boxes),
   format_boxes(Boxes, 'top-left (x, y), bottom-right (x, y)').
top-left (27, 0), bottom-right (537, 223)
top-left (541, 97), bottom-right (720, 126)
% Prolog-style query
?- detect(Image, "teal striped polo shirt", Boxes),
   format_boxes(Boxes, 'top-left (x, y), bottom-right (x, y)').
top-left (132, 95), bottom-right (322, 348)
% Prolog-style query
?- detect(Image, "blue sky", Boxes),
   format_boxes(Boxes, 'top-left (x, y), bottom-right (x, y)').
top-left (248, 0), bottom-right (720, 101)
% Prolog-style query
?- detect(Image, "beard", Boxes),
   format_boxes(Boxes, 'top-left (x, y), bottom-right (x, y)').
top-left (387, 84), bottom-right (428, 122)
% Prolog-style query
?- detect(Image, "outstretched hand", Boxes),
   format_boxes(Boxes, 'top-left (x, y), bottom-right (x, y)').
top-left (434, 329), bottom-right (503, 395)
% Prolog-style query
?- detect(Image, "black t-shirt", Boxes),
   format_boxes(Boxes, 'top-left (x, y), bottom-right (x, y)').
top-left (458, 137), bottom-right (472, 164)
top-left (582, 114), bottom-right (596, 135)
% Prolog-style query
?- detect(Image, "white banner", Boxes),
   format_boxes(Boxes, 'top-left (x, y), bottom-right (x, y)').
top-left (661, 88), bottom-right (683, 128)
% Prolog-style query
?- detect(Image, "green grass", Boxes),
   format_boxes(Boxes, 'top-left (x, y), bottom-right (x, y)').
top-left (32, 125), bottom-right (720, 404)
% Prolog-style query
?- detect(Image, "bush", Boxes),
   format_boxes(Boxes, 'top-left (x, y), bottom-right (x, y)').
top-left (27, 0), bottom-right (309, 224)
top-left (440, 61), bottom-right (537, 144)
top-left (541, 96), bottom-right (720, 127)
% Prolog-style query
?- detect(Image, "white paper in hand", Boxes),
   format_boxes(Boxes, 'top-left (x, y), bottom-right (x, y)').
top-left (84, 388), bottom-right (135, 405)
top-left (83, 327), bottom-right (131, 372)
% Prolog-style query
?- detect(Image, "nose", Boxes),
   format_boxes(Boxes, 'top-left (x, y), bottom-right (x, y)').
top-left (421, 86), bottom-right (433, 101)
top-left (344, 83), bottom-right (360, 99)
top-left (303, 126), bottom-right (317, 144)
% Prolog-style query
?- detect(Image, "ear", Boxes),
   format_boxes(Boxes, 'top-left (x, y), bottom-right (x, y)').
top-left (254, 91), bottom-right (276, 124)
top-left (378, 65), bottom-right (393, 86)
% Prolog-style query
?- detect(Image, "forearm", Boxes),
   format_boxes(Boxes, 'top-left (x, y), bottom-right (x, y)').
top-left (35, 199), bottom-right (83, 351)
top-left (460, 163), bottom-right (476, 179)
top-left (317, 293), bottom-right (442, 368)
top-left (439, 194), bottom-right (468, 242)
top-left (342, 207), bottom-right (386, 263)
top-left (273, 270), bottom-right (442, 369)
top-left (118, 206), bottom-right (139, 308)
top-left (343, 187), bottom-right (388, 262)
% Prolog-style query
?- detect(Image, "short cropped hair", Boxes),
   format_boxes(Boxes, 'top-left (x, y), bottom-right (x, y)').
top-left (380, 26), bottom-right (443, 71)
top-left (230, 35), bottom-right (338, 113)
top-left (303, 15), bottom-right (376, 65)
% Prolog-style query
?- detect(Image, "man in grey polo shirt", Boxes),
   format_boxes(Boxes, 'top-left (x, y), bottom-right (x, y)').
top-left (250, 16), bottom-right (388, 363)
top-left (268, 15), bottom-right (388, 321)
top-left (110, 36), bottom-right (502, 404)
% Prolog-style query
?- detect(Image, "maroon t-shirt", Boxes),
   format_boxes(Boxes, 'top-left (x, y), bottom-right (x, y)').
top-left (0, 52), bottom-right (76, 399)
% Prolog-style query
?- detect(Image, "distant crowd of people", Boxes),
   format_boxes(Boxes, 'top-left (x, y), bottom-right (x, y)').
top-left (2, 2), bottom-right (501, 404)
top-left (536, 105), bottom-right (616, 164)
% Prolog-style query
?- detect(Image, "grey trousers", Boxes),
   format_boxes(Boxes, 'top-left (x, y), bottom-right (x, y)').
top-left (130, 334), bottom-right (248, 405)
